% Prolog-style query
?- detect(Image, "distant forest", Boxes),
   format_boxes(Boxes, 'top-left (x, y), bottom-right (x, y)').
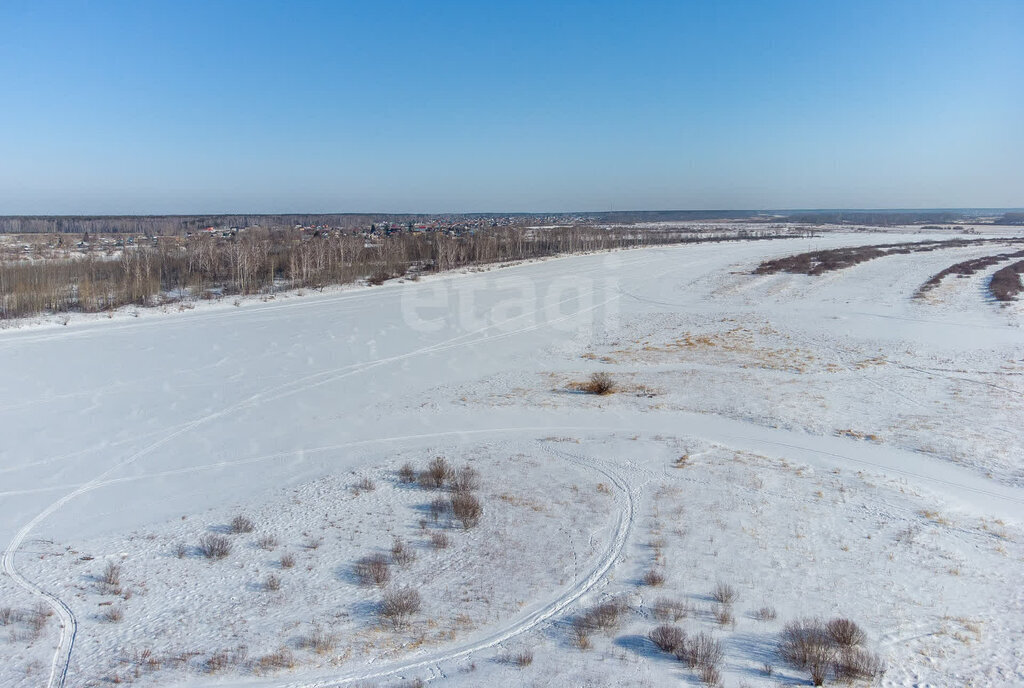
top-left (1, 209), bottom-right (1018, 234)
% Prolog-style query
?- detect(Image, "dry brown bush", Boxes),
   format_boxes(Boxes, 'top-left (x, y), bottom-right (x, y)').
top-left (429, 496), bottom-right (450, 522)
top-left (652, 596), bottom-right (690, 621)
top-left (833, 647), bottom-right (883, 681)
top-left (391, 537), bottom-right (416, 566)
top-left (100, 561), bottom-right (122, 588)
top-left (753, 605), bottom-right (777, 621)
top-left (569, 618), bottom-right (592, 650)
top-left (711, 582), bottom-right (738, 605)
top-left (254, 648), bottom-right (295, 674)
top-left (451, 492), bottom-right (482, 529)
top-left (649, 624), bottom-right (685, 653)
top-left (509, 649), bottom-right (534, 667)
top-left (419, 456), bottom-right (453, 489)
top-left (354, 476), bottom-right (376, 492)
top-left (698, 664), bottom-right (721, 686)
top-left (380, 587), bottom-right (421, 629)
top-left (642, 568), bottom-right (665, 586)
top-left (300, 628), bottom-right (336, 655)
top-left (256, 534), bottom-right (279, 550)
top-left (451, 465), bottom-right (481, 493)
top-left (101, 606), bottom-right (124, 623)
top-left (397, 462), bottom-right (417, 484)
top-left (229, 515), bottom-right (255, 534)
top-left (714, 605), bottom-right (735, 627)
top-left (430, 532), bottom-right (450, 549)
top-left (264, 574), bottom-right (281, 591)
top-left (826, 617), bottom-right (866, 647)
top-left (354, 554), bottom-right (391, 587)
top-left (198, 534), bottom-right (232, 559)
top-left (280, 553), bottom-right (295, 569)
top-left (677, 632), bottom-right (723, 670)
top-left (581, 372), bottom-right (615, 395)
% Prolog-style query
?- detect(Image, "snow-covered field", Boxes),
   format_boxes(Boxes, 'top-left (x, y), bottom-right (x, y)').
top-left (2, 231), bottom-right (1022, 687)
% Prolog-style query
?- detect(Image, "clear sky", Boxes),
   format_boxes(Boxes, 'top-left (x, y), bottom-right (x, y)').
top-left (1, 0), bottom-right (1021, 214)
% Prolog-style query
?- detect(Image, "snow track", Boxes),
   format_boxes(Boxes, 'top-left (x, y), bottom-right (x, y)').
top-left (278, 443), bottom-right (637, 688)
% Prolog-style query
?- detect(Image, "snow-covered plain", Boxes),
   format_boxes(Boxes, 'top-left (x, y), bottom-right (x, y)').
top-left (2, 231), bottom-right (1023, 687)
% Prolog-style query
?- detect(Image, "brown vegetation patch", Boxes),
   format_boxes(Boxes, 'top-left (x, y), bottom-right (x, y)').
top-left (754, 238), bottom-right (1024, 276)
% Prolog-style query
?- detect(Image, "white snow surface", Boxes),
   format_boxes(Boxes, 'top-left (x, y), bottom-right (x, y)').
top-left (2, 231), bottom-right (1023, 687)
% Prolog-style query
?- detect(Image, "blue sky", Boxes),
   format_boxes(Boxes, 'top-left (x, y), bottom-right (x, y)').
top-left (1, 0), bottom-right (1021, 213)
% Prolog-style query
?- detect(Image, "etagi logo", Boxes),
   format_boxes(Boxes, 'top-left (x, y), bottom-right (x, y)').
top-left (400, 253), bottom-right (622, 341)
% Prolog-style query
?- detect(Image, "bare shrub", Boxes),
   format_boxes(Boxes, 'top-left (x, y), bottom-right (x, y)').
top-left (641, 568), bottom-right (665, 587)
top-left (264, 574), bottom-right (281, 591)
top-left (419, 456), bottom-right (453, 489)
top-left (256, 534), bottom-right (279, 551)
top-left (198, 534), bottom-right (232, 559)
top-left (380, 587), bottom-right (421, 629)
top-left (174, 542), bottom-right (188, 558)
top-left (229, 515), bottom-right (255, 534)
top-left (576, 599), bottom-right (626, 638)
top-left (451, 492), bottom-right (482, 529)
top-left (205, 651), bottom-right (233, 673)
top-left (809, 659), bottom-right (829, 686)
top-left (280, 553), bottom-right (295, 569)
top-left (100, 561), bottom-right (122, 588)
top-left (0, 607), bottom-right (13, 625)
top-left (753, 605), bottom-right (777, 622)
top-left (698, 664), bottom-right (721, 686)
top-left (714, 605), bottom-right (735, 627)
top-left (570, 618), bottom-right (592, 650)
top-left (397, 462), bottom-right (417, 484)
top-left (779, 618), bottom-right (832, 669)
top-left (677, 632), bottom-right (723, 670)
top-left (429, 496), bottom-right (450, 522)
top-left (254, 648), bottom-right (295, 674)
top-left (101, 606), bottom-right (124, 623)
top-left (354, 476), bottom-right (376, 492)
top-left (826, 617), bottom-right (866, 647)
top-left (391, 537), bottom-right (416, 566)
top-left (354, 554), bottom-right (390, 587)
top-left (300, 628), bottom-right (336, 655)
top-left (512, 649), bottom-right (534, 667)
top-left (711, 582), bottom-right (738, 605)
top-left (652, 596), bottom-right (690, 621)
top-left (430, 532), bottom-right (450, 549)
top-left (833, 647), bottom-right (883, 681)
top-left (649, 624), bottom-right (685, 653)
top-left (451, 465), bottom-right (481, 493)
top-left (582, 371), bottom-right (615, 395)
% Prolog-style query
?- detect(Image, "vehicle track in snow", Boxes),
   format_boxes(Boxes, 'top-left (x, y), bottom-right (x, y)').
top-left (279, 441), bottom-right (637, 688)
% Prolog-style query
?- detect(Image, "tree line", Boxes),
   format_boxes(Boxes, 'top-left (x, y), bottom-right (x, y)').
top-left (0, 226), bottom-right (785, 320)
